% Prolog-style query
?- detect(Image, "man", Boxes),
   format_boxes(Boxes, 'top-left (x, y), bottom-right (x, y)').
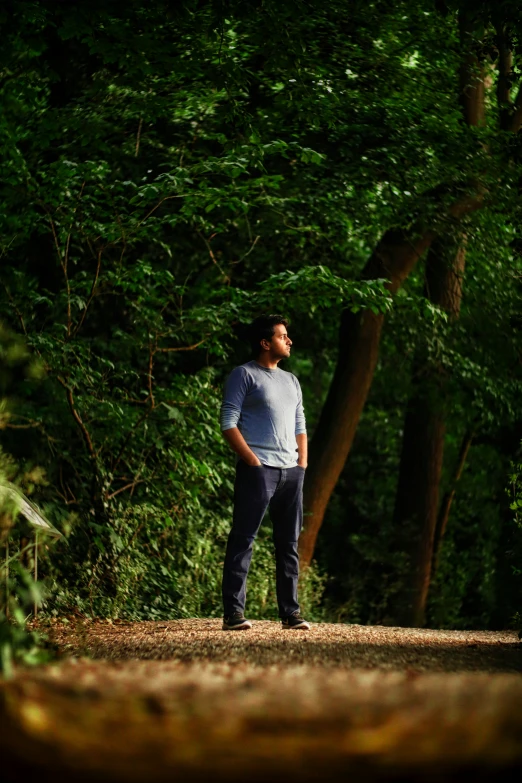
top-left (220, 314), bottom-right (310, 631)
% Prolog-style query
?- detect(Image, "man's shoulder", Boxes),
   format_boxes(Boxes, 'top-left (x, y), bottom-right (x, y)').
top-left (227, 362), bottom-right (256, 381)
top-left (235, 360), bottom-right (257, 374)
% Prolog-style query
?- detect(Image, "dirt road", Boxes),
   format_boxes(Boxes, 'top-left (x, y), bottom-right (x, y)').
top-left (2, 620), bottom-right (521, 782)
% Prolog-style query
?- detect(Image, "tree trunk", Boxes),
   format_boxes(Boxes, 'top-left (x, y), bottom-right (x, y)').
top-left (431, 428), bottom-right (474, 578)
top-left (458, 14), bottom-right (485, 127)
top-left (385, 11), bottom-right (486, 627)
top-left (299, 215), bottom-right (475, 569)
top-left (387, 239), bottom-right (466, 627)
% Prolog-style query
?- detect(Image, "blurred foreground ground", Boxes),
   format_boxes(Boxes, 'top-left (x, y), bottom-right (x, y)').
top-left (1, 620), bottom-right (522, 782)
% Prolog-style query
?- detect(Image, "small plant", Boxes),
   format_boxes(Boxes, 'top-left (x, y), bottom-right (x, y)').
top-left (0, 446), bottom-right (56, 677)
top-left (0, 557), bottom-right (52, 678)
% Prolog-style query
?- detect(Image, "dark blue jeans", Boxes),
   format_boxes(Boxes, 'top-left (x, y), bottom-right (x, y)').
top-left (222, 461), bottom-right (305, 618)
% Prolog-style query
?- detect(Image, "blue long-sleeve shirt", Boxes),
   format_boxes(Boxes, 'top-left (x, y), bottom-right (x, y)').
top-left (220, 360), bottom-right (306, 468)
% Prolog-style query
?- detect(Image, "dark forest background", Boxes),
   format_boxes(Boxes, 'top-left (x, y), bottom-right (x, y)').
top-left (1, 0), bottom-right (522, 632)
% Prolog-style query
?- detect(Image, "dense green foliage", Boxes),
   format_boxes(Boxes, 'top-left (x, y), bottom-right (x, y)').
top-left (1, 0), bottom-right (521, 629)
top-left (0, 329), bottom-right (52, 674)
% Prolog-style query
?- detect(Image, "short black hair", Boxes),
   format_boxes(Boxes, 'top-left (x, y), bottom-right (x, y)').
top-left (249, 314), bottom-right (288, 358)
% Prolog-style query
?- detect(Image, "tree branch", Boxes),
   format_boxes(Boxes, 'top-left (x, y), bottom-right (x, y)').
top-left (40, 202), bottom-right (73, 337)
top-left (197, 230), bottom-right (230, 282)
top-left (56, 376), bottom-right (96, 460)
top-left (73, 249), bottom-right (102, 337)
top-left (155, 336), bottom-right (209, 353)
top-left (106, 479), bottom-right (146, 500)
top-left (230, 234), bottom-right (261, 266)
top-left (134, 193), bottom-right (193, 232)
top-left (1, 282), bottom-right (28, 336)
top-left (147, 341), bottom-right (155, 408)
top-left (135, 117), bottom-right (143, 157)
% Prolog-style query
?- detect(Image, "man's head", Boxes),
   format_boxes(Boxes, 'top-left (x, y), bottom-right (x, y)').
top-left (249, 314), bottom-right (291, 361)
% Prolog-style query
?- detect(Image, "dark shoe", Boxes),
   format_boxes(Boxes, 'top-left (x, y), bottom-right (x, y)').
top-left (282, 611), bottom-right (310, 630)
top-left (222, 612), bottom-right (252, 631)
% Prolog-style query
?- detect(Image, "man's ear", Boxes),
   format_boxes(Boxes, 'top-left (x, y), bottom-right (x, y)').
top-left (260, 338), bottom-right (270, 352)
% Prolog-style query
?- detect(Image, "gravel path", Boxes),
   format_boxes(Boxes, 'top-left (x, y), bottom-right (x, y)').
top-left (1, 620), bottom-right (521, 783)
top-left (47, 618), bottom-right (522, 672)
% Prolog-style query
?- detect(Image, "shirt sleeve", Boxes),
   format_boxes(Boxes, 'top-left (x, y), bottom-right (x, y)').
top-left (294, 376), bottom-right (307, 436)
top-left (220, 367), bottom-right (251, 431)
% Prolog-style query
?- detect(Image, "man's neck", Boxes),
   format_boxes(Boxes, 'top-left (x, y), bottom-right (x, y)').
top-left (254, 355), bottom-right (280, 370)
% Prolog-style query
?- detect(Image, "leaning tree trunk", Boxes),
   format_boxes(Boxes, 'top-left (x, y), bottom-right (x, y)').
top-left (298, 199), bottom-right (481, 570)
top-left (387, 239), bottom-right (467, 627)
top-left (298, 228), bottom-right (434, 569)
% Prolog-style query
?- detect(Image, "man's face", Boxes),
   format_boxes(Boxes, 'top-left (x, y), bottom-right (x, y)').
top-left (262, 323), bottom-right (292, 359)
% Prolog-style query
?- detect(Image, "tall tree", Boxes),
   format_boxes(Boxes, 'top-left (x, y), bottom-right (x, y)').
top-left (387, 9), bottom-right (484, 626)
top-left (299, 2), bottom-right (522, 570)
top-left (298, 207), bottom-right (480, 569)
top-left (388, 237), bottom-right (467, 626)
